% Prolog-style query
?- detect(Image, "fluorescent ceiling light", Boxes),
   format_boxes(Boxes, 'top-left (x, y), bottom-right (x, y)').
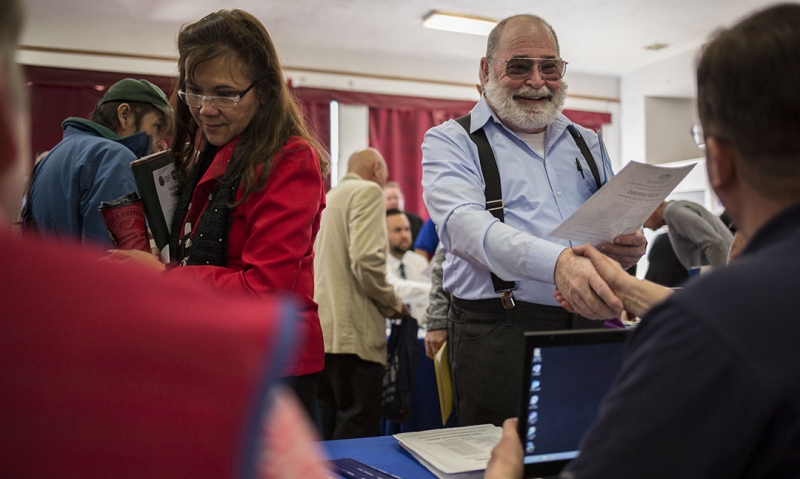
top-left (422, 11), bottom-right (497, 36)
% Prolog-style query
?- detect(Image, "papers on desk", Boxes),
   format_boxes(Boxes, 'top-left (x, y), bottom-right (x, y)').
top-left (549, 161), bottom-right (696, 245)
top-left (394, 424), bottom-right (502, 479)
top-left (433, 342), bottom-right (453, 425)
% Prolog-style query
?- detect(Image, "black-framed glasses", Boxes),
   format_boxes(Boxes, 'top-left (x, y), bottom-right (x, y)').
top-left (178, 83), bottom-right (257, 110)
top-left (491, 57), bottom-right (568, 81)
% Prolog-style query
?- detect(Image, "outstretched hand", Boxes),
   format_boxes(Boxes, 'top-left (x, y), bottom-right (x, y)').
top-left (573, 243), bottom-right (629, 291)
top-left (554, 248), bottom-right (623, 320)
top-left (560, 243), bottom-right (673, 319)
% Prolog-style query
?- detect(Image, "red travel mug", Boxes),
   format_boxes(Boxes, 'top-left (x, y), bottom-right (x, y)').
top-left (99, 191), bottom-right (150, 252)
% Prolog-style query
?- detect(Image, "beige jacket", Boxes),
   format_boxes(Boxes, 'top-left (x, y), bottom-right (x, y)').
top-left (313, 173), bottom-right (404, 365)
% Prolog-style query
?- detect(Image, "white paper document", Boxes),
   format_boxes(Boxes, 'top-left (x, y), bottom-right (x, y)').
top-left (394, 424), bottom-right (501, 478)
top-left (548, 161), bottom-right (696, 245)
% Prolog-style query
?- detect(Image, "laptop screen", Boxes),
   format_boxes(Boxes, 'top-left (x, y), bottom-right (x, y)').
top-left (518, 329), bottom-right (630, 478)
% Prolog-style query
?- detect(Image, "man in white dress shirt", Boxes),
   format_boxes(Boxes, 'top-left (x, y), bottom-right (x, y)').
top-left (385, 208), bottom-right (430, 325)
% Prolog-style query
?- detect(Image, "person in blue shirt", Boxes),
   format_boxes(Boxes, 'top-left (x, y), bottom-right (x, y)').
top-left (412, 216), bottom-right (438, 259)
top-left (421, 14), bottom-right (646, 427)
top-left (27, 78), bottom-right (171, 248)
top-left (487, 4), bottom-right (800, 478)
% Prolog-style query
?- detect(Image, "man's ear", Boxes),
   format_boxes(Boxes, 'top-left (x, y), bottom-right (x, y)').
top-left (116, 103), bottom-right (134, 135)
top-left (0, 72), bottom-right (19, 173)
top-left (479, 57), bottom-right (490, 88)
top-left (705, 137), bottom-right (736, 195)
top-left (372, 157), bottom-right (382, 181)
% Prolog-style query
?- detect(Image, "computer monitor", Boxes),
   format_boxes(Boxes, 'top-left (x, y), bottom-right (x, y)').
top-left (518, 328), bottom-right (630, 478)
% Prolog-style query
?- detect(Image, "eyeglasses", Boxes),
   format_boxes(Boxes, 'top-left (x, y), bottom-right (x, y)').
top-left (691, 124), bottom-right (706, 149)
top-left (491, 57), bottom-right (568, 81)
top-left (178, 83), bottom-right (257, 110)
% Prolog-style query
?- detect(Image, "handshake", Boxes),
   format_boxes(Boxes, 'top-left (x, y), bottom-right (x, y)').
top-left (553, 230), bottom-right (671, 321)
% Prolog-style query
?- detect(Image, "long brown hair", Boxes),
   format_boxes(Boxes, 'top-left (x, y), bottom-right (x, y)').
top-left (170, 9), bottom-right (329, 205)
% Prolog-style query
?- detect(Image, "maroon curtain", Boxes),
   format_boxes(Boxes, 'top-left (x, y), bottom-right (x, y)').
top-left (24, 66), bottom-right (175, 161)
top-left (292, 88), bottom-right (332, 190)
top-left (368, 106), bottom-right (473, 217)
top-left (563, 109), bottom-right (612, 132)
top-left (294, 87), bottom-right (476, 211)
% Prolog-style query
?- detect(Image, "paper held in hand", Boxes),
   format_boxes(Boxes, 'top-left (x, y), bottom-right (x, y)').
top-left (394, 424), bottom-right (502, 479)
top-left (548, 161), bottom-right (696, 245)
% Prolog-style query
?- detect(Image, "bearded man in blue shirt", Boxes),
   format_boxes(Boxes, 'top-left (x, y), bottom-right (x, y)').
top-left (421, 14), bottom-right (646, 427)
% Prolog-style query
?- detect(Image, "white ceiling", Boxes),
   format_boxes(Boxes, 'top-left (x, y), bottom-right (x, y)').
top-left (22, 0), bottom-right (788, 85)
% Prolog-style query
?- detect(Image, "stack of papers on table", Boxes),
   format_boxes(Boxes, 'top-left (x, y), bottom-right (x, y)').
top-left (394, 425), bottom-right (502, 479)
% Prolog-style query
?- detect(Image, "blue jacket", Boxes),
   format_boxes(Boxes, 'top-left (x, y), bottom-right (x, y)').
top-left (29, 118), bottom-right (152, 248)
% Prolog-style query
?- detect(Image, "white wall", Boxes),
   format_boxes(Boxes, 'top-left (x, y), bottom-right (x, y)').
top-left (619, 46), bottom-right (700, 168)
top-left (644, 97), bottom-right (704, 165)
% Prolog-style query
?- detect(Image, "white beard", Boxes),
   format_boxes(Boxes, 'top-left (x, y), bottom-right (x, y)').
top-left (483, 74), bottom-right (568, 133)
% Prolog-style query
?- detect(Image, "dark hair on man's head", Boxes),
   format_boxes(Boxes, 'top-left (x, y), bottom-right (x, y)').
top-left (697, 3), bottom-right (800, 198)
top-left (89, 101), bottom-right (164, 134)
top-left (171, 9), bottom-right (329, 206)
top-left (486, 14), bottom-right (560, 59)
top-left (386, 208), bottom-right (405, 218)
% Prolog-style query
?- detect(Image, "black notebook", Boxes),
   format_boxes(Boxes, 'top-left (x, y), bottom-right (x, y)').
top-left (130, 150), bottom-right (178, 256)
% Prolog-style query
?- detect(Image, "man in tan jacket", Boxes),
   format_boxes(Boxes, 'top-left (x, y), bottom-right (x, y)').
top-left (314, 148), bottom-right (408, 440)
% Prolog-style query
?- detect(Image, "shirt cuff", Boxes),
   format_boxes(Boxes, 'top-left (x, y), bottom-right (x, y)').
top-left (526, 239), bottom-right (567, 284)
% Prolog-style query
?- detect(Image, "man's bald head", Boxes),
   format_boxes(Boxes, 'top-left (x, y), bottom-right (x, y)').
top-left (347, 147), bottom-right (388, 186)
top-left (486, 14), bottom-right (560, 59)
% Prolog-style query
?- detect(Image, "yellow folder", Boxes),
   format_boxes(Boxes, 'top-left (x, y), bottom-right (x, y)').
top-left (433, 341), bottom-right (453, 425)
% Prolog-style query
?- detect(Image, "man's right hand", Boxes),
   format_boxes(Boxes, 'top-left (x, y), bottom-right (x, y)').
top-left (424, 329), bottom-right (448, 359)
top-left (571, 244), bottom-right (673, 318)
top-left (388, 303), bottom-right (411, 319)
top-left (554, 248), bottom-right (623, 320)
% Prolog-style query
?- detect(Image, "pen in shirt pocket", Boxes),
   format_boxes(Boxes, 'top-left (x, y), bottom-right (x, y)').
top-left (575, 158), bottom-right (585, 178)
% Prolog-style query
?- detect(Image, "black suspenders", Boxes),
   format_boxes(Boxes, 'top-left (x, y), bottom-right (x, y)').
top-left (454, 114), bottom-right (602, 308)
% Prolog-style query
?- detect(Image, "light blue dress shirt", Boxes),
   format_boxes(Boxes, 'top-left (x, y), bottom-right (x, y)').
top-left (421, 96), bottom-right (613, 305)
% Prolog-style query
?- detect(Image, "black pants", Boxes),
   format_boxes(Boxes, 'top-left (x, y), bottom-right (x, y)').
top-left (318, 353), bottom-right (383, 440)
top-left (449, 297), bottom-right (602, 427)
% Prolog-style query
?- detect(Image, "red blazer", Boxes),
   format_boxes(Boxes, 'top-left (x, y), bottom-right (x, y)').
top-left (168, 136), bottom-right (326, 376)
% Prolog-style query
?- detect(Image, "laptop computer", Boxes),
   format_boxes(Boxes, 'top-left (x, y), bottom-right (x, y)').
top-left (517, 328), bottom-right (630, 478)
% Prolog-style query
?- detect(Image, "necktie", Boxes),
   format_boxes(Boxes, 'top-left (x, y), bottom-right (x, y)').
top-left (399, 262), bottom-right (406, 279)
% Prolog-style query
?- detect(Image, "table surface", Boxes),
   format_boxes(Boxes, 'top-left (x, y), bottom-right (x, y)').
top-left (323, 435), bottom-right (438, 479)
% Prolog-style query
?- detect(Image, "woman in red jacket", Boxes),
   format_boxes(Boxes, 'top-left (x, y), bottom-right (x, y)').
top-left (110, 9), bottom-right (328, 418)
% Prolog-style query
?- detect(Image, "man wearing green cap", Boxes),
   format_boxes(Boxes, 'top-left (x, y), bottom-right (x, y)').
top-left (25, 78), bottom-right (171, 248)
